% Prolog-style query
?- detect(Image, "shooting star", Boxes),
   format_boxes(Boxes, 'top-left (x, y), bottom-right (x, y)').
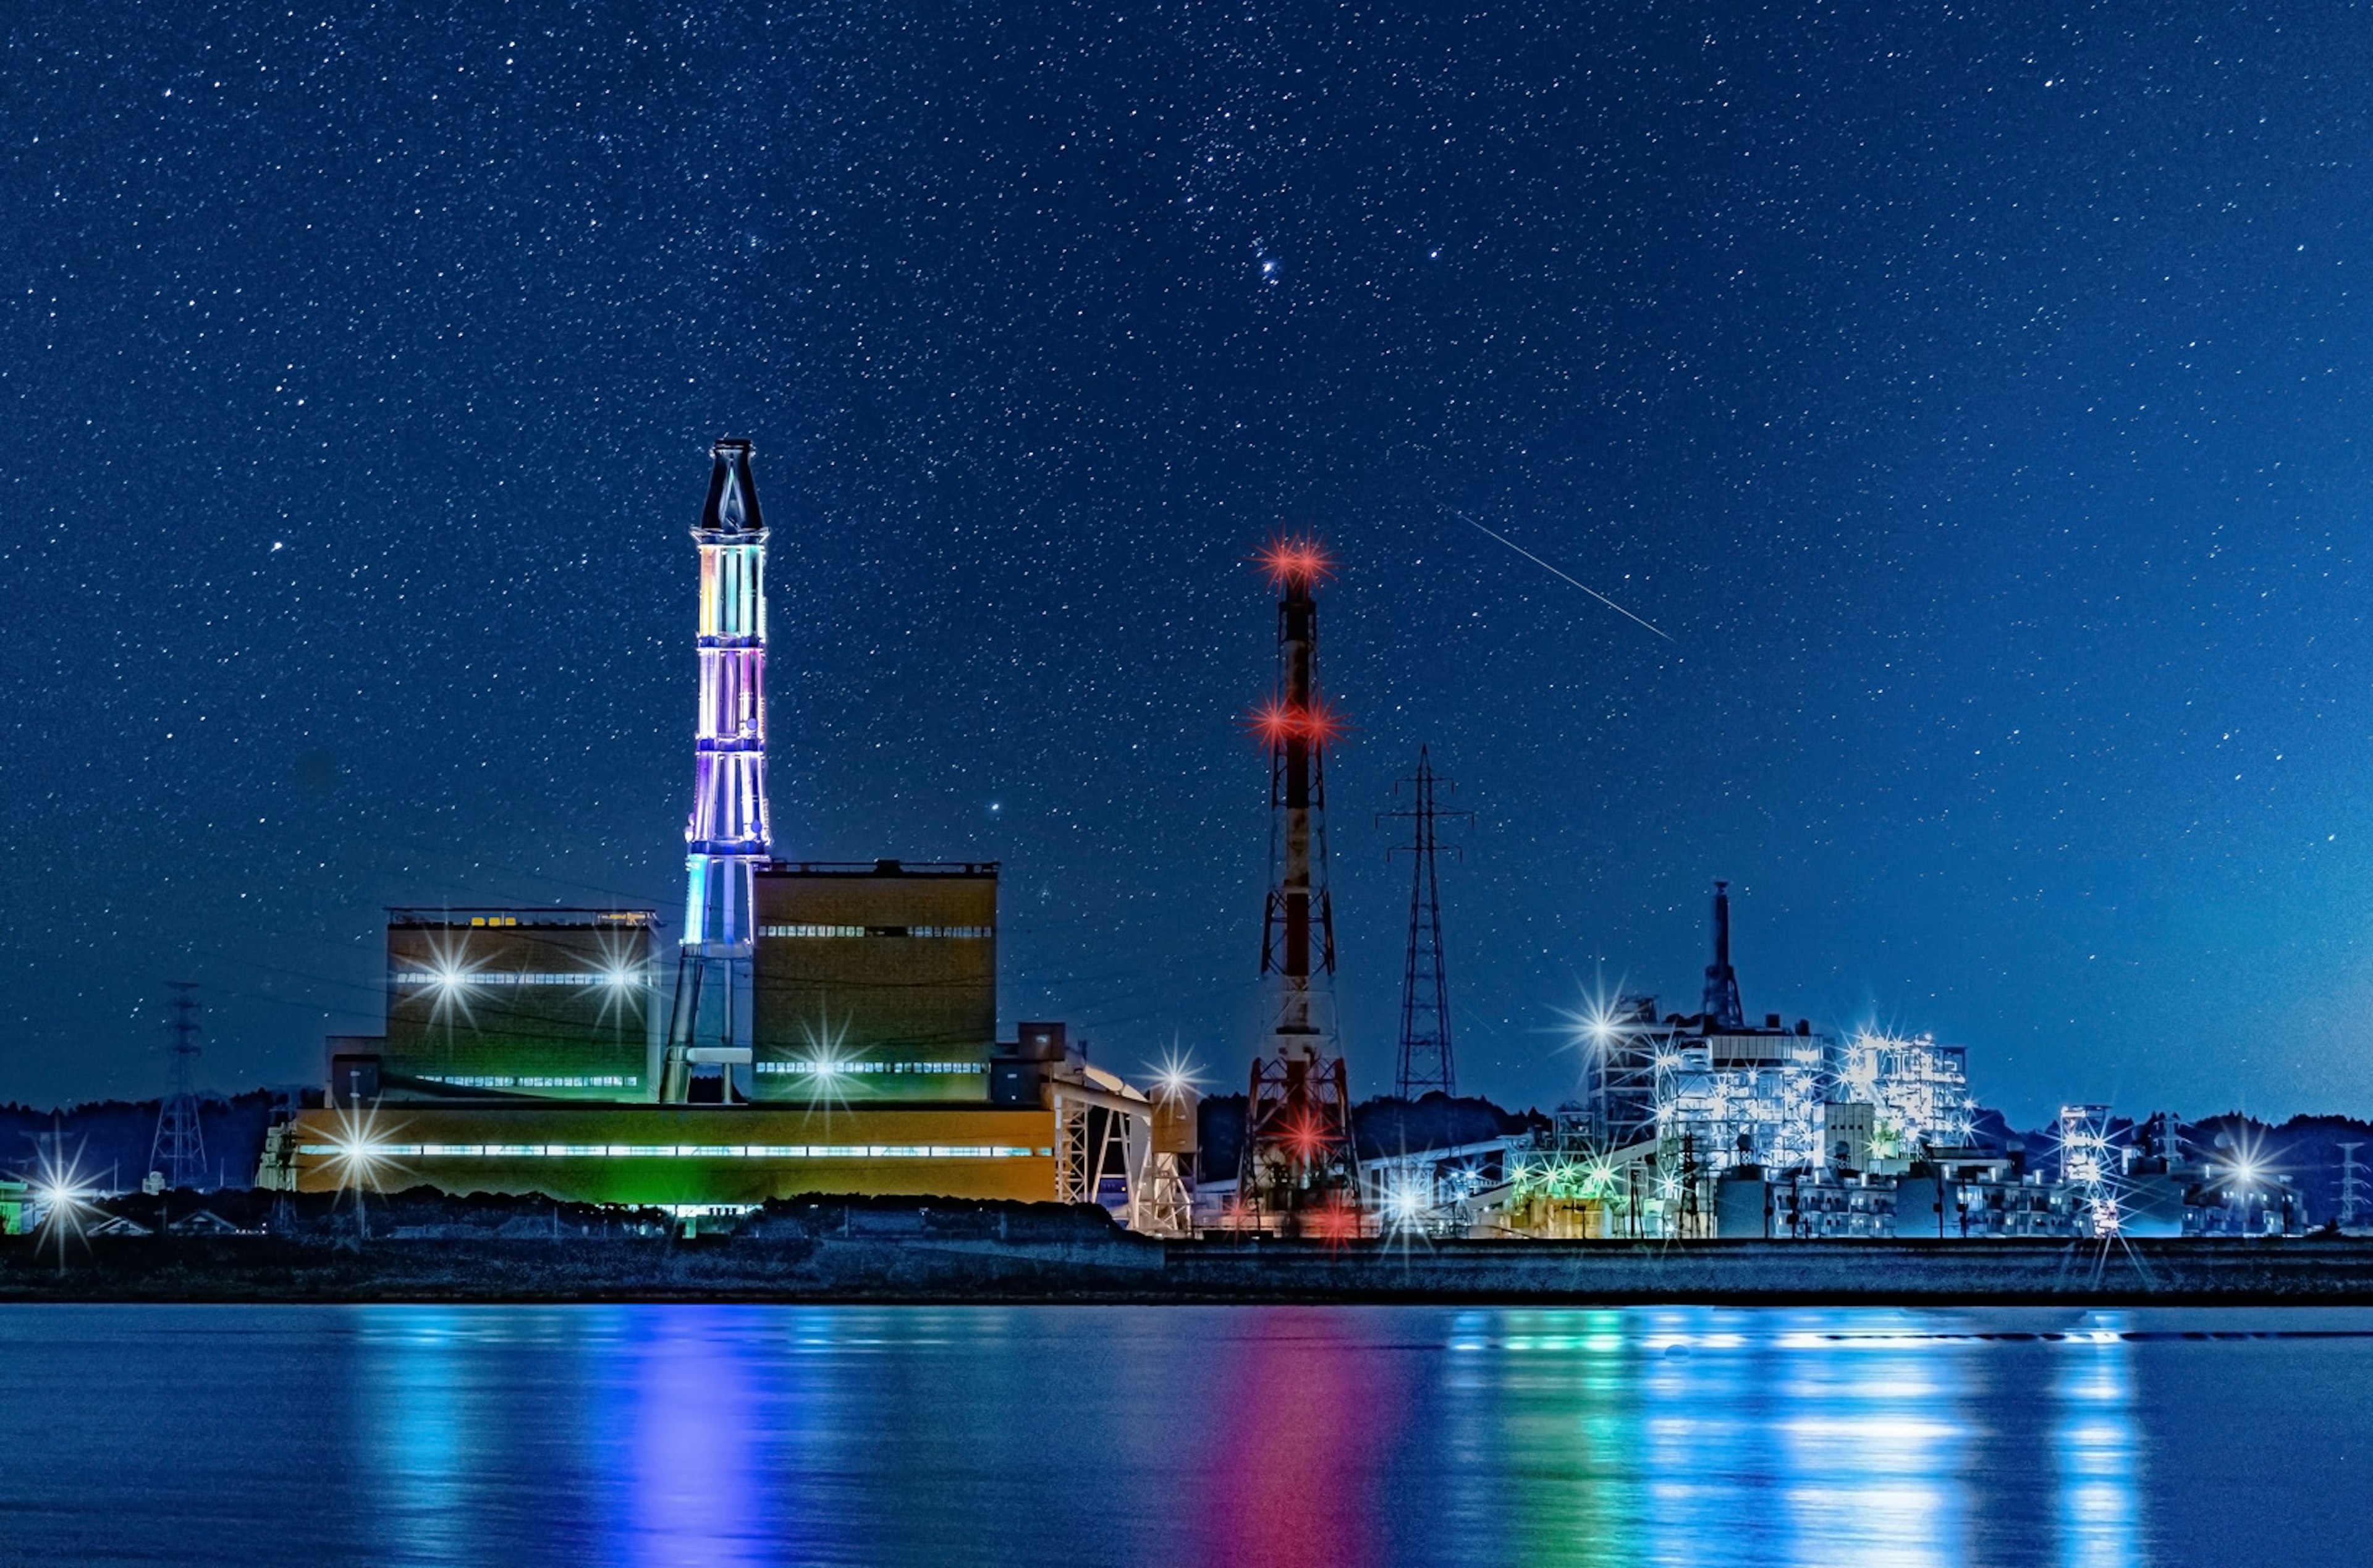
top-left (1446, 507), bottom-right (1675, 643)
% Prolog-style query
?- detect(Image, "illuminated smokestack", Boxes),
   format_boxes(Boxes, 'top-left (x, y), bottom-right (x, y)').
top-left (662, 437), bottom-right (774, 1102)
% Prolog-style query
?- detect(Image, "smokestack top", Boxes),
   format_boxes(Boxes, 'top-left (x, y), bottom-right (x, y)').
top-left (698, 436), bottom-right (766, 539)
top-left (1256, 535), bottom-right (1334, 591)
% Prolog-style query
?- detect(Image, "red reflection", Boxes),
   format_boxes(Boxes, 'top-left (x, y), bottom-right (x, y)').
top-left (1203, 1312), bottom-right (1375, 1568)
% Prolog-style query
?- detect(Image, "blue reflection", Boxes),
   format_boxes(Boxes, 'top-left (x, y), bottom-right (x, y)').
top-left (617, 1307), bottom-right (781, 1568)
top-left (363, 1309), bottom-right (474, 1564)
top-left (2054, 1317), bottom-right (2142, 1568)
top-left (1769, 1313), bottom-right (1973, 1568)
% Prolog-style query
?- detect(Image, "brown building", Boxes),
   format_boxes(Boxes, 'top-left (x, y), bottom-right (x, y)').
top-left (381, 909), bottom-right (659, 1100)
top-left (750, 861), bottom-right (997, 1104)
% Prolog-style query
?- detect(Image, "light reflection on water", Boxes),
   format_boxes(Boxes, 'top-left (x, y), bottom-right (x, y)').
top-left (9, 1304), bottom-right (2370, 1566)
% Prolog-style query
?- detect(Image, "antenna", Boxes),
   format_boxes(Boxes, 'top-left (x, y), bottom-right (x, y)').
top-left (150, 982), bottom-right (208, 1191)
top-left (2342, 1142), bottom-right (2365, 1230)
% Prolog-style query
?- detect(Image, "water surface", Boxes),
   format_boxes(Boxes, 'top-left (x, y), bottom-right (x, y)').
top-left (1, 1304), bottom-right (2366, 1566)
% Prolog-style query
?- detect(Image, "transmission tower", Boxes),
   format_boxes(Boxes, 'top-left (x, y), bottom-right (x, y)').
top-left (2341, 1142), bottom-right (2366, 1229)
top-left (150, 982), bottom-right (208, 1191)
top-left (1381, 747), bottom-right (1470, 1100)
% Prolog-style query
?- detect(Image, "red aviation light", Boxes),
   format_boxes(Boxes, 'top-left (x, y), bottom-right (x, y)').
top-left (1244, 696), bottom-right (1347, 748)
top-left (1256, 536), bottom-right (1334, 589)
top-left (1283, 1108), bottom-right (1335, 1161)
top-left (1307, 1194), bottom-right (1365, 1247)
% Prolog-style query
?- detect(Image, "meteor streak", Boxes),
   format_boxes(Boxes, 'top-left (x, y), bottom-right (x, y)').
top-left (1447, 508), bottom-right (1675, 643)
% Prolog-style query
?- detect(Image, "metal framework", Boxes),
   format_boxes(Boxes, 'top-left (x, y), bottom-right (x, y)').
top-left (149, 982), bottom-right (206, 1189)
top-left (1828, 1029), bottom-right (1974, 1155)
top-left (1051, 1076), bottom-right (1153, 1216)
top-left (1594, 995), bottom-right (1671, 1151)
top-left (662, 438), bottom-right (774, 1102)
top-left (1382, 748), bottom-right (1468, 1100)
top-left (1240, 538), bottom-right (1360, 1232)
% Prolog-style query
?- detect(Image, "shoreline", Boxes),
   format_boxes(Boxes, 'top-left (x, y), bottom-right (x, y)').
top-left (12, 1233), bottom-right (2373, 1307)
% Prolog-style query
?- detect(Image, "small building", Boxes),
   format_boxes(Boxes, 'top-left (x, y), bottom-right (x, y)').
top-left (0, 1175), bottom-right (25, 1236)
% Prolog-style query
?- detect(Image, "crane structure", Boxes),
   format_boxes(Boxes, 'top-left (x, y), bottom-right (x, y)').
top-left (1237, 538), bottom-right (1361, 1235)
top-left (661, 438), bottom-right (776, 1103)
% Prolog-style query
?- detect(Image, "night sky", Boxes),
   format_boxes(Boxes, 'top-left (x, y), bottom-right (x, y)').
top-left (7, 3), bottom-right (2373, 1124)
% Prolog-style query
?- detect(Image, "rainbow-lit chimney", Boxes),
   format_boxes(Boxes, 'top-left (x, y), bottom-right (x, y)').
top-left (662, 437), bottom-right (773, 1101)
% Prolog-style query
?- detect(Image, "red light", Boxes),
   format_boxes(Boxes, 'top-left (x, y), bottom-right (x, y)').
top-left (1283, 1109), bottom-right (1335, 1161)
top-left (1293, 697), bottom-right (1345, 746)
top-left (1255, 536), bottom-right (1334, 588)
top-left (1242, 696), bottom-right (1347, 748)
top-left (1308, 1195), bottom-right (1364, 1247)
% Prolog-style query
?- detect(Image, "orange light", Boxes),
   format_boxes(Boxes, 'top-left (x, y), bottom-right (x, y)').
top-left (1255, 536), bottom-right (1334, 588)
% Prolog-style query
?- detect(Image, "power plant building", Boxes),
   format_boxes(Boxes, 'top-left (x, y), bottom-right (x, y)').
top-left (751, 861), bottom-right (997, 1103)
top-left (379, 909), bottom-right (660, 1099)
top-left (261, 438), bottom-right (1126, 1216)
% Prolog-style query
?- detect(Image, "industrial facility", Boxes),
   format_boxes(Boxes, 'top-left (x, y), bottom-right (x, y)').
top-left (246, 435), bottom-right (2299, 1246)
top-left (262, 439), bottom-right (1178, 1218)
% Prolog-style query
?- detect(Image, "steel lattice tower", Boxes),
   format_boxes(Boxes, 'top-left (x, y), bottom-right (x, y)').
top-left (150, 981), bottom-right (207, 1189)
top-left (1382, 747), bottom-right (1469, 1100)
top-left (661, 438), bottom-right (774, 1103)
top-left (1237, 538), bottom-right (1361, 1235)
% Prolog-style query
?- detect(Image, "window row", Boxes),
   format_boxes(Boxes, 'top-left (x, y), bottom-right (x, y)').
top-left (303, 1142), bottom-right (1049, 1160)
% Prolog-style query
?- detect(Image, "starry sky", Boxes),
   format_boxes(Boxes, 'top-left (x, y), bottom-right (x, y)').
top-left (6, 2), bottom-right (2373, 1124)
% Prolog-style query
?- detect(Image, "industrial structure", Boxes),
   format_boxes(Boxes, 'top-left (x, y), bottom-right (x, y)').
top-left (1491, 885), bottom-right (1986, 1238)
top-left (1235, 539), bottom-right (1361, 1234)
top-left (261, 439), bottom-right (1164, 1219)
top-left (1384, 748), bottom-right (1467, 1100)
top-left (148, 982), bottom-right (207, 1191)
top-left (233, 435), bottom-right (2311, 1248)
top-left (664, 437), bottom-right (776, 1104)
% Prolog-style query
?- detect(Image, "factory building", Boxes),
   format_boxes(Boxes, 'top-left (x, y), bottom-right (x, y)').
top-left (1501, 885), bottom-right (1985, 1239)
top-left (1830, 1030), bottom-right (1973, 1165)
top-left (751, 861), bottom-right (997, 1103)
top-left (373, 908), bottom-right (660, 1100)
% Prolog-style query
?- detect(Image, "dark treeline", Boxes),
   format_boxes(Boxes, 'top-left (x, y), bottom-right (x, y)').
top-left (0, 1090), bottom-right (284, 1190)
